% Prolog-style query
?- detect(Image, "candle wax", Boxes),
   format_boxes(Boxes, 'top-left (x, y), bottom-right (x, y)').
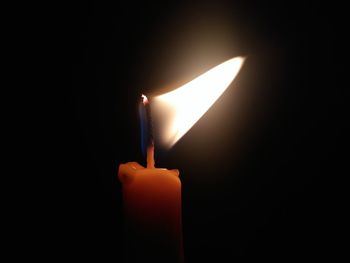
top-left (118, 162), bottom-right (184, 263)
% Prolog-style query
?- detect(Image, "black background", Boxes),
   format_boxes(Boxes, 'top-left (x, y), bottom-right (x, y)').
top-left (27, 0), bottom-right (346, 261)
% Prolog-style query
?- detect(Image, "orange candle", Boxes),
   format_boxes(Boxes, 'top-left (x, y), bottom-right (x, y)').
top-left (118, 159), bottom-right (184, 262)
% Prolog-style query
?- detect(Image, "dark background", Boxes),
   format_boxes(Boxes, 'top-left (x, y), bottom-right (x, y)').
top-left (30, 0), bottom-right (345, 261)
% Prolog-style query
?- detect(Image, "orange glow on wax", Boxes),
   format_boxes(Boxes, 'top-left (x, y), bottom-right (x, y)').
top-left (118, 162), bottom-right (183, 262)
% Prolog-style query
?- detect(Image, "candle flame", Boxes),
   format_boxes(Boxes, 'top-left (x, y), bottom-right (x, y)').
top-left (153, 56), bottom-right (245, 148)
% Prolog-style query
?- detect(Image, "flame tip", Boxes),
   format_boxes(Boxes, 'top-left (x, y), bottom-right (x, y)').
top-left (153, 56), bottom-right (245, 148)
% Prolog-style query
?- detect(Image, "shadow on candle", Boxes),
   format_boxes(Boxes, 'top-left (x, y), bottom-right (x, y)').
top-left (119, 162), bottom-right (184, 263)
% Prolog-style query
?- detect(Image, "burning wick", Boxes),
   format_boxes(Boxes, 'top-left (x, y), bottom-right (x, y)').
top-left (139, 94), bottom-right (155, 168)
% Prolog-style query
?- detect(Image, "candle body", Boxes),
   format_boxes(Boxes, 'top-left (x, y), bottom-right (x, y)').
top-left (118, 162), bottom-right (183, 263)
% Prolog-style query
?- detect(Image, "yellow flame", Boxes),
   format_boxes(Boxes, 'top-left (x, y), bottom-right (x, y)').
top-left (153, 56), bottom-right (245, 148)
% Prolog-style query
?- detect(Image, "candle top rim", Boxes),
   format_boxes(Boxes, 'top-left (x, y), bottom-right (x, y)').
top-left (118, 162), bottom-right (180, 184)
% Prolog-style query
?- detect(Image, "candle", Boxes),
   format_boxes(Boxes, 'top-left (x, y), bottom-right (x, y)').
top-left (118, 57), bottom-right (245, 262)
top-left (118, 162), bottom-right (183, 262)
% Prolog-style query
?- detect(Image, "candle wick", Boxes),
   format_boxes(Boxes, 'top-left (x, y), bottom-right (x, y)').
top-left (147, 143), bottom-right (155, 168)
top-left (141, 94), bottom-right (155, 168)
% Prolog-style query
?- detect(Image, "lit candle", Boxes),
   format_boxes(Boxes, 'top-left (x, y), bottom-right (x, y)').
top-left (118, 57), bottom-right (245, 262)
top-left (119, 94), bottom-right (183, 262)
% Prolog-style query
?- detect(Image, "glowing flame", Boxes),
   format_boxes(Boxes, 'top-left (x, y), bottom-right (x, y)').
top-left (153, 56), bottom-right (245, 148)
